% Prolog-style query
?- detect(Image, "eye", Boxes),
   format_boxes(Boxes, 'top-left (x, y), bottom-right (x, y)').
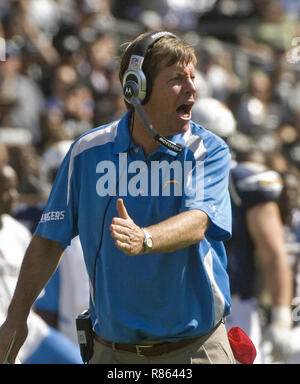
top-left (169, 76), bottom-right (182, 83)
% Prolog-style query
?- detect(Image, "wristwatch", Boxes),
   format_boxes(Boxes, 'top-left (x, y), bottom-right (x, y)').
top-left (142, 228), bottom-right (153, 253)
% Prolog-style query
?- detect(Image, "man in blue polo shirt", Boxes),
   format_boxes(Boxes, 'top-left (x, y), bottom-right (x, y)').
top-left (0, 31), bottom-right (234, 364)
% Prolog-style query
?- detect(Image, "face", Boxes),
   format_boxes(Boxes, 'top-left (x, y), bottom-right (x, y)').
top-left (0, 166), bottom-right (18, 216)
top-left (144, 60), bottom-right (196, 137)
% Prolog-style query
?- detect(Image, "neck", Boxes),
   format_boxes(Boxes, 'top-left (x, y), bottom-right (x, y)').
top-left (130, 111), bottom-right (160, 156)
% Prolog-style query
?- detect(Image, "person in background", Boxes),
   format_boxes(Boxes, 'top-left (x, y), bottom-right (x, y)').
top-left (0, 41), bottom-right (44, 144)
top-left (0, 141), bottom-right (9, 167)
top-left (34, 140), bottom-right (90, 345)
top-left (192, 97), bottom-right (294, 363)
top-left (276, 168), bottom-right (300, 363)
top-left (12, 139), bottom-right (89, 345)
top-left (0, 164), bottom-right (82, 364)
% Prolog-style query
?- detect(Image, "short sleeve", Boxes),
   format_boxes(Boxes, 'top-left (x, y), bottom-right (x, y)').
top-left (35, 147), bottom-right (78, 248)
top-left (180, 142), bottom-right (232, 241)
top-left (231, 163), bottom-right (283, 210)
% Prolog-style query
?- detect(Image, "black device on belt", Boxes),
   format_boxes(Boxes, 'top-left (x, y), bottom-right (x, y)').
top-left (76, 309), bottom-right (94, 363)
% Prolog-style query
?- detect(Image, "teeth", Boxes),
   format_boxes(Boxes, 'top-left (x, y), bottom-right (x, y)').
top-left (176, 102), bottom-right (193, 117)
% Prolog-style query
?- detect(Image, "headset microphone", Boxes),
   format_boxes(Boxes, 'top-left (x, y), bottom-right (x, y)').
top-left (123, 81), bottom-right (183, 154)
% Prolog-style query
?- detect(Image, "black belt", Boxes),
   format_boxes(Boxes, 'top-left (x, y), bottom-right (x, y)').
top-left (93, 321), bottom-right (222, 357)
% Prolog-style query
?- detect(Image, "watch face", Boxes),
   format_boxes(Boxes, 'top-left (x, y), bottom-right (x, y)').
top-left (146, 238), bottom-right (153, 248)
top-left (143, 230), bottom-right (153, 251)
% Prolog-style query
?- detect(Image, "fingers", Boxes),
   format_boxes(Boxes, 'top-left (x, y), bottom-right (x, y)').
top-left (110, 224), bottom-right (130, 243)
top-left (110, 222), bottom-right (144, 256)
top-left (114, 240), bottom-right (132, 254)
top-left (116, 198), bottom-right (129, 220)
top-left (110, 223), bottom-right (132, 253)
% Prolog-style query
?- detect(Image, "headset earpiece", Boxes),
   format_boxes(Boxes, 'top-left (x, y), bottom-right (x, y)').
top-left (122, 55), bottom-right (147, 103)
top-left (123, 80), bottom-right (140, 104)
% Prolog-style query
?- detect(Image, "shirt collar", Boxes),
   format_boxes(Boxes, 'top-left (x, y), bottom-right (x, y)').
top-left (113, 111), bottom-right (188, 158)
top-left (113, 111), bottom-right (136, 154)
top-left (152, 134), bottom-right (186, 159)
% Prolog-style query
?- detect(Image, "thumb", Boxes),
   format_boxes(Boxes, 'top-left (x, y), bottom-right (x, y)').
top-left (116, 198), bottom-right (130, 219)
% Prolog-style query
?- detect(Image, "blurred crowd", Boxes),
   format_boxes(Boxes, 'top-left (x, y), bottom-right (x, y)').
top-left (0, 0), bottom-right (299, 200)
top-left (1, 0), bottom-right (300, 363)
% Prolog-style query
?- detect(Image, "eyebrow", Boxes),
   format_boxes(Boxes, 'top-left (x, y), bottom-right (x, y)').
top-left (169, 69), bottom-right (195, 78)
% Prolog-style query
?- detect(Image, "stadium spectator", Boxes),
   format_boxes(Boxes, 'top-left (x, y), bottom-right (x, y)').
top-left (0, 141), bottom-right (9, 167)
top-left (64, 83), bottom-right (95, 139)
top-left (7, 144), bottom-right (48, 202)
top-left (87, 33), bottom-right (118, 99)
top-left (20, 139), bottom-right (89, 345)
top-left (236, 70), bottom-right (287, 147)
top-left (39, 108), bottom-right (71, 154)
top-left (0, 41), bottom-right (45, 143)
top-left (45, 64), bottom-right (78, 113)
top-left (0, 164), bottom-right (82, 364)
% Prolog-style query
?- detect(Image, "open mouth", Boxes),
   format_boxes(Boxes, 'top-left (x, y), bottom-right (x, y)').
top-left (176, 103), bottom-right (193, 119)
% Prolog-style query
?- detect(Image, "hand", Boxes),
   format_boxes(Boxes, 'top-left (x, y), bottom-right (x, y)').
top-left (262, 305), bottom-right (293, 362)
top-left (263, 323), bottom-right (293, 362)
top-left (110, 198), bottom-right (145, 256)
top-left (0, 320), bottom-right (28, 364)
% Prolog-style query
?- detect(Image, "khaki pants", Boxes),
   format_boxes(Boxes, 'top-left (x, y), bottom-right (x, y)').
top-left (89, 322), bottom-right (235, 364)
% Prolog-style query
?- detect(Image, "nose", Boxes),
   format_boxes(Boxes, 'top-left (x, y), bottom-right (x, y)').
top-left (183, 76), bottom-right (196, 96)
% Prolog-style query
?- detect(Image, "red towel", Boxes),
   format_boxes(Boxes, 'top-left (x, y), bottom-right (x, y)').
top-left (228, 326), bottom-right (257, 364)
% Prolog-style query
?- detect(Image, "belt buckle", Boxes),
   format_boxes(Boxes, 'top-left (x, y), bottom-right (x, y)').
top-left (136, 345), bottom-right (152, 357)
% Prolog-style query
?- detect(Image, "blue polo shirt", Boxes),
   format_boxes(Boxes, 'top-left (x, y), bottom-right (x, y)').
top-left (35, 111), bottom-right (232, 343)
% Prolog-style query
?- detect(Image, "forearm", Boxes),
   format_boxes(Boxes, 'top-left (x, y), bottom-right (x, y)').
top-left (260, 247), bottom-right (292, 306)
top-left (146, 209), bottom-right (210, 253)
top-left (258, 224), bottom-right (292, 306)
top-left (247, 202), bottom-right (293, 306)
top-left (111, 198), bottom-right (210, 255)
top-left (7, 234), bottom-right (63, 323)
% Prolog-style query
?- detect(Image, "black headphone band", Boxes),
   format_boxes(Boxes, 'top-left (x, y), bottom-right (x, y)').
top-left (132, 31), bottom-right (177, 58)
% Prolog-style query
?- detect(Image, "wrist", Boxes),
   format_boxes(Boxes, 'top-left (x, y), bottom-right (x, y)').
top-left (7, 301), bottom-right (30, 325)
top-left (141, 228), bottom-right (153, 254)
top-left (271, 305), bottom-right (292, 328)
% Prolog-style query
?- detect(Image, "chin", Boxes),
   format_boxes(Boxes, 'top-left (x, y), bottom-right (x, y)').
top-left (175, 120), bottom-right (190, 134)
top-left (160, 117), bottom-right (190, 137)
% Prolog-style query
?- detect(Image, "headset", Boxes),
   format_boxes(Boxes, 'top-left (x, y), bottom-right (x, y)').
top-left (122, 31), bottom-right (184, 154)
